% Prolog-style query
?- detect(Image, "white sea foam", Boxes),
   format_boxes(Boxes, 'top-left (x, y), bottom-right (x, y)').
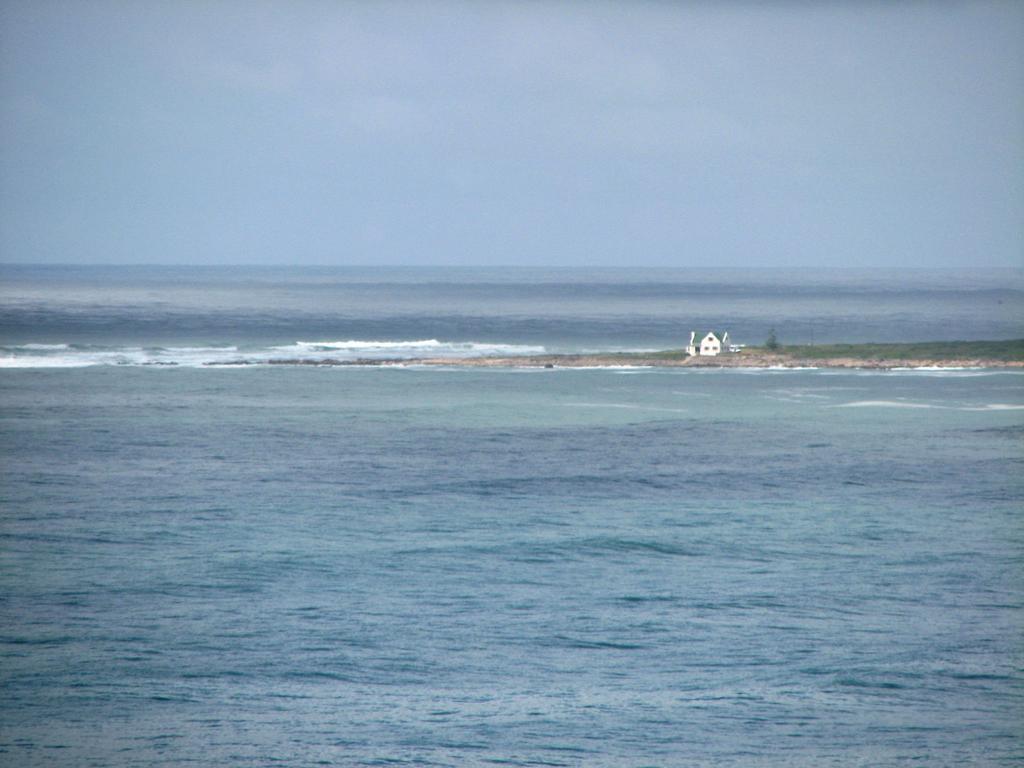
top-left (833, 400), bottom-right (938, 409)
top-left (288, 339), bottom-right (447, 350)
top-left (0, 355), bottom-right (90, 368)
top-left (1, 344), bottom-right (241, 368)
top-left (267, 339), bottom-right (546, 361)
top-left (960, 403), bottom-right (1024, 411)
top-left (830, 399), bottom-right (1024, 411)
top-left (0, 340), bottom-right (545, 367)
top-left (776, 390), bottom-right (830, 399)
top-left (162, 346), bottom-right (239, 353)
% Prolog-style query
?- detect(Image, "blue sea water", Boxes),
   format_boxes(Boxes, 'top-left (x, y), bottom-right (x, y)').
top-left (1, 267), bottom-right (1022, 766)
top-left (1, 265), bottom-right (1022, 362)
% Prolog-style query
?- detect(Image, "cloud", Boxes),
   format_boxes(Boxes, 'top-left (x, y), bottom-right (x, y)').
top-left (1, 0), bottom-right (1021, 266)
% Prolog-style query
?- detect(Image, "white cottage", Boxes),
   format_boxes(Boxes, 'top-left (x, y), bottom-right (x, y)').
top-left (686, 331), bottom-right (731, 357)
top-left (700, 332), bottom-right (721, 356)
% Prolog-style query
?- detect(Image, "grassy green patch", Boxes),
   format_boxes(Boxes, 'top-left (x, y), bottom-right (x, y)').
top-left (769, 339), bottom-right (1024, 361)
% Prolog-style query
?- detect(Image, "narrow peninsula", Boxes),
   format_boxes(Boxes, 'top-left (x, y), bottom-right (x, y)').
top-left (230, 339), bottom-right (1024, 369)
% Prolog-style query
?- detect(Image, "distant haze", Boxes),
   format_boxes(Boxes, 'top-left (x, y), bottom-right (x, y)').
top-left (1, 1), bottom-right (1021, 268)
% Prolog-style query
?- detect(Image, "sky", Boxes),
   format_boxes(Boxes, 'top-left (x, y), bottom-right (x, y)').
top-left (0, 0), bottom-right (1021, 268)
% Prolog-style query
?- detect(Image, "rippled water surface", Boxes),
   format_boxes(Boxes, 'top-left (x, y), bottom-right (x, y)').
top-left (2, 365), bottom-right (1022, 766)
top-left (1, 267), bottom-right (1022, 765)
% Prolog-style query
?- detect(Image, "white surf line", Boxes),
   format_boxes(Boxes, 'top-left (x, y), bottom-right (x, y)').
top-left (829, 400), bottom-right (1024, 411)
top-left (830, 400), bottom-right (938, 409)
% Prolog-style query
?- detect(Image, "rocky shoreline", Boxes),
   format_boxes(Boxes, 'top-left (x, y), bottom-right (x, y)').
top-left (211, 352), bottom-right (1024, 370)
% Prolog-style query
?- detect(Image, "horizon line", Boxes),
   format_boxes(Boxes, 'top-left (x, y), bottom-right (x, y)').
top-left (2, 262), bottom-right (1022, 271)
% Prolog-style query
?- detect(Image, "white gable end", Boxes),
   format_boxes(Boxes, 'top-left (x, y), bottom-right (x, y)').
top-left (699, 332), bottom-right (721, 356)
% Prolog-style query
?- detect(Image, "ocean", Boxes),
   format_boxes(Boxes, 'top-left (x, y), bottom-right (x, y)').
top-left (1, 266), bottom-right (1022, 766)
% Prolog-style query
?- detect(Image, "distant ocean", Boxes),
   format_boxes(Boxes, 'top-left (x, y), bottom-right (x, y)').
top-left (1, 265), bottom-right (1023, 366)
top-left (1, 266), bottom-right (1022, 766)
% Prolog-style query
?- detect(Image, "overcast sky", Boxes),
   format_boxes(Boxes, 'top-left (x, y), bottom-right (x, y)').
top-left (1, 1), bottom-right (1021, 267)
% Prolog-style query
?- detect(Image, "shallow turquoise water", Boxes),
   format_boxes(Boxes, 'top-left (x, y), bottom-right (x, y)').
top-left (1, 365), bottom-right (1021, 766)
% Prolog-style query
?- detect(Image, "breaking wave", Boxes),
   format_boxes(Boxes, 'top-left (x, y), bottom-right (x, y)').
top-left (834, 400), bottom-right (939, 409)
top-left (0, 340), bottom-right (545, 368)
top-left (831, 400), bottom-right (1024, 411)
top-left (271, 339), bottom-right (545, 358)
